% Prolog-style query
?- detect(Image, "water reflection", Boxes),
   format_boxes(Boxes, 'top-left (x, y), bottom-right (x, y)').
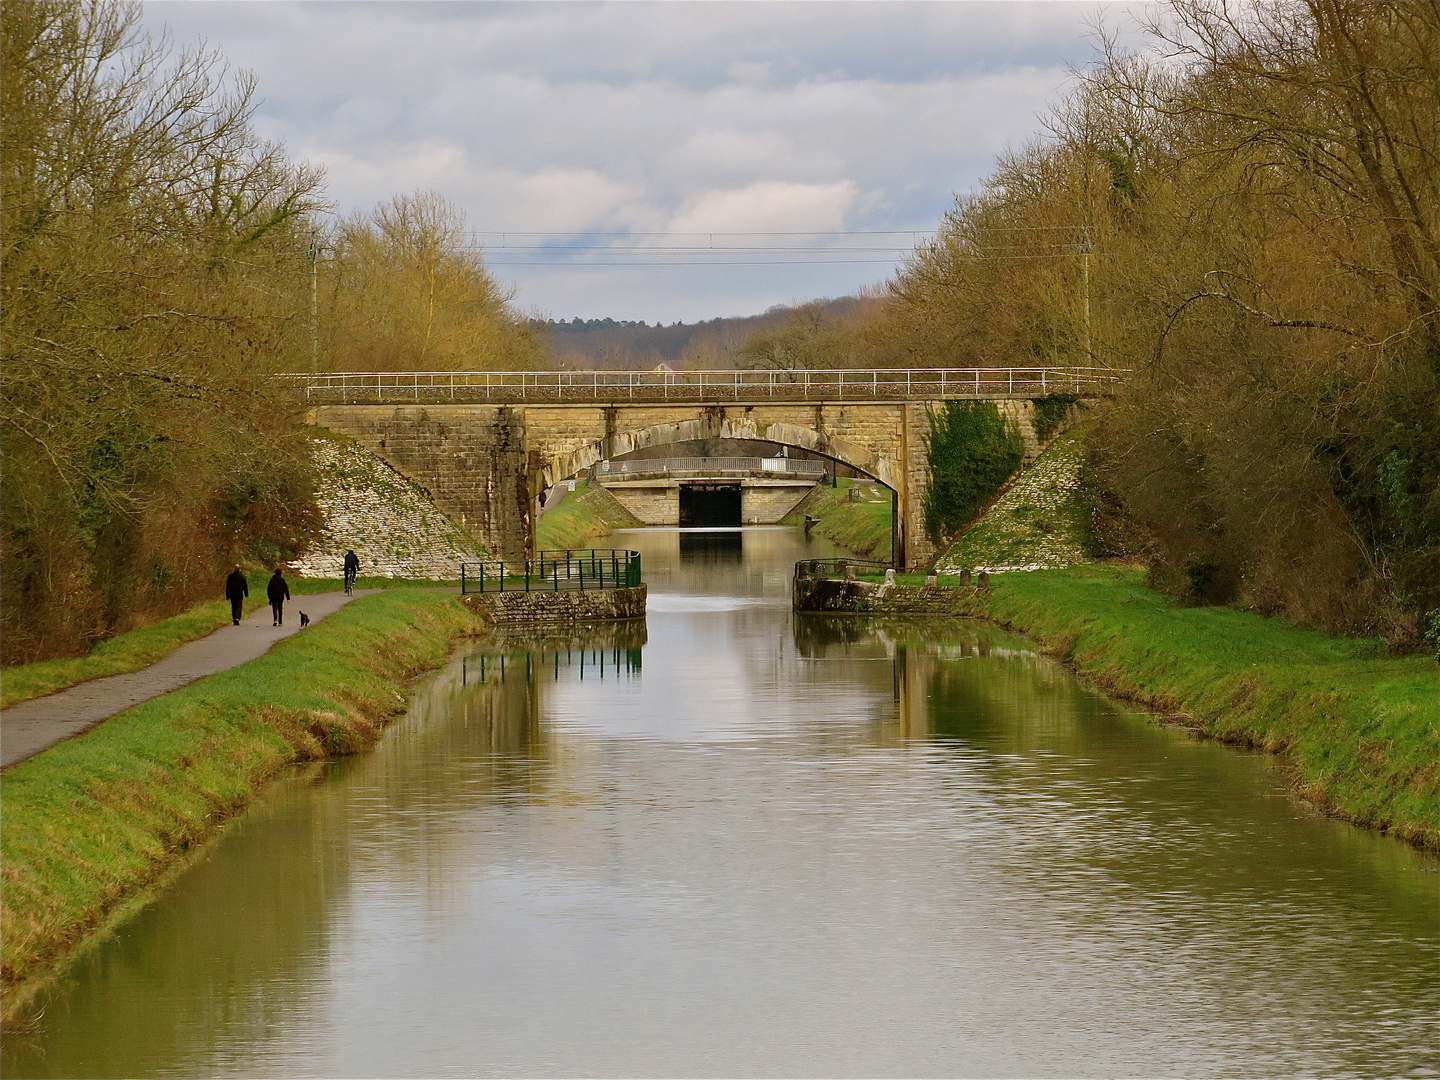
top-left (678, 528), bottom-right (743, 561)
top-left (5, 526), bottom-right (1436, 1079)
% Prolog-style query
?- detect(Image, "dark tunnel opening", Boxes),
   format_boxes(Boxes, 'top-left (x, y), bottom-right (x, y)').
top-left (679, 483), bottom-right (741, 526)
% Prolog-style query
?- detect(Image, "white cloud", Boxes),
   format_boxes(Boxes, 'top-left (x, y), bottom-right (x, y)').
top-left (668, 181), bottom-right (859, 234)
top-left (143, 1), bottom-right (1143, 320)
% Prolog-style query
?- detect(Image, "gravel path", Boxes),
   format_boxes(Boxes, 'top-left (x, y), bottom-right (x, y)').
top-left (0, 590), bottom-right (376, 768)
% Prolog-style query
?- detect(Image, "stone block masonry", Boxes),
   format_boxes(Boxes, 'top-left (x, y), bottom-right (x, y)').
top-left (793, 577), bottom-right (983, 616)
top-left (463, 585), bottom-right (647, 626)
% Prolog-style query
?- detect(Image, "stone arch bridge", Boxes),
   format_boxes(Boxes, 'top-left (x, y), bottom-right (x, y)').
top-left (297, 368), bottom-right (1118, 568)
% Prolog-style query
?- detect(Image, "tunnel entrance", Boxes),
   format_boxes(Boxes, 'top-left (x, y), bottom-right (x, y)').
top-left (679, 483), bottom-right (741, 526)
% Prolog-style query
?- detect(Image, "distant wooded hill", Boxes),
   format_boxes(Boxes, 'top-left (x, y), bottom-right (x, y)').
top-left (545, 297), bottom-right (866, 369)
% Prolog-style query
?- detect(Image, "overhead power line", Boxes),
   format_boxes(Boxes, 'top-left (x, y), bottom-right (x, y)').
top-left (482, 252), bottom-right (1083, 267)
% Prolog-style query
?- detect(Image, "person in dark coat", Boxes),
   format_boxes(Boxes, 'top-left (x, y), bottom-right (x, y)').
top-left (267, 568), bottom-right (291, 626)
top-left (224, 565), bottom-right (249, 625)
top-left (343, 549), bottom-right (360, 593)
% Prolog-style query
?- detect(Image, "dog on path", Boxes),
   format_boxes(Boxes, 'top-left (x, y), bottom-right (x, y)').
top-left (298, 611), bottom-right (310, 627)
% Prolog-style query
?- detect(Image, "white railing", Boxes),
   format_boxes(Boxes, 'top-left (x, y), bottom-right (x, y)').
top-left (279, 367), bottom-right (1124, 405)
top-left (595, 457), bottom-right (826, 481)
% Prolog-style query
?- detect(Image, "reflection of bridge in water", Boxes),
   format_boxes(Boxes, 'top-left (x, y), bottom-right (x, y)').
top-left (593, 455), bottom-right (825, 527)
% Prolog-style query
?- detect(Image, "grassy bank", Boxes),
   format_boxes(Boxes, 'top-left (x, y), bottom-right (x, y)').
top-left (536, 480), bottom-right (642, 549)
top-left (782, 478), bottom-right (894, 560)
top-left (961, 565), bottom-right (1438, 848)
top-left (0, 589), bottom-right (482, 1015)
top-left (0, 575), bottom-right (460, 710)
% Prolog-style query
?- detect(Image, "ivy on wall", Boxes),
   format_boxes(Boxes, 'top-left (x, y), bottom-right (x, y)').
top-left (1031, 394), bottom-right (1079, 443)
top-left (922, 401), bottom-right (1024, 543)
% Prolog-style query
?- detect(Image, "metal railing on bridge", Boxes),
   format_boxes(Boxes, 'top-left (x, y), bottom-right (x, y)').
top-left (283, 367), bottom-right (1123, 406)
top-left (595, 456), bottom-right (826, 482)
top-left (460, 549), bottom-right (642, 594)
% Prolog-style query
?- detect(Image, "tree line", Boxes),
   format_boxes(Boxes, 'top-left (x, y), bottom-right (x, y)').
top-left (738, 0), bottom-right (1438, 647)
top-left (0, 0), bottom-right (541, 662)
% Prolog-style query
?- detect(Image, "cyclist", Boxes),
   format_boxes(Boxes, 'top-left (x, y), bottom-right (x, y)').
top-left (343, 549), bottom-right (359, 594)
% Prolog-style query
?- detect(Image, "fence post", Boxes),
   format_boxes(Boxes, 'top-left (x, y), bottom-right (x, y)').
top-left (460, 564), bottom-right (466, 594)
top-left (499, 563), bottom-right (505, 593)
top-left (525, 557), bottom-right (531, 593)
top-left (554, 563), bottom-right (559, 591)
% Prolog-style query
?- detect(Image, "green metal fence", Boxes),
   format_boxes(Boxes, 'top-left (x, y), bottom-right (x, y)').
top-left (460, 549), bottom-right (642, 594)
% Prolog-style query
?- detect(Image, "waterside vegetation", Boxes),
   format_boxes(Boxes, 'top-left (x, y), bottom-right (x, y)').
top-left (0, 0), bottom-right (541, 666)
top-left (745, 0), bottom-right (1440, 647)
top-left (0, 589), bottom-right (484, 1017)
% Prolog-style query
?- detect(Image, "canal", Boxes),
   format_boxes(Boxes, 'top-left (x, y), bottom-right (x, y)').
top-left (5, 527), bottom-right (1436, 1077)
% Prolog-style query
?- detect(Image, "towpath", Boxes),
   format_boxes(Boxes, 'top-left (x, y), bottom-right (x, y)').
top-left (0, 590), bottom-right (376, 769)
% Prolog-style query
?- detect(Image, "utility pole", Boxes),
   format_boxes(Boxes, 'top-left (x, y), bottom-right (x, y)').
top-left (1079, 225), bottom-right (1092, 365)
top-left (308, 228), bottom-right (319, 373)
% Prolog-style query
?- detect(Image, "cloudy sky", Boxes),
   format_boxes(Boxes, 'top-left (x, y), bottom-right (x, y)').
top-left (146, 1), bottom-right (1133, 322)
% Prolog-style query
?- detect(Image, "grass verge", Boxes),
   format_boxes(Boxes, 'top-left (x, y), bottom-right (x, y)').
top-left (0, 589), bottom-right (482, 1017)
top-left (965, 565), bottom-right (1438, 848)
top-left (781, 478), bottom-right (894, 560)
top-left (536, 480), bottom-right (642, 549)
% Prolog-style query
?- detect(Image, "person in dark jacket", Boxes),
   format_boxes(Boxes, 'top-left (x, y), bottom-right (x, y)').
top-left (267, 567), bottom-right (291, 626)
top-left (343, 550), bottom-right (360, 594)
top-left (224, 565), bottom-right (249, 625)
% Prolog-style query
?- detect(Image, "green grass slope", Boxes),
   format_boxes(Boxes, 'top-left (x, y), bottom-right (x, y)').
top-left (536, 480), bottom-right (643, 550)
top-left (782, 478), bottom-right (894, 560)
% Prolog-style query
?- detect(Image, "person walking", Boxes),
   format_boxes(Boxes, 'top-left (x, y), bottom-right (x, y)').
top-left (224, 565), bottom-right (249, 625)
top-left (267, 567), bottom-right (291, 626)
top-left (343, 549), bottom-right (360, 594)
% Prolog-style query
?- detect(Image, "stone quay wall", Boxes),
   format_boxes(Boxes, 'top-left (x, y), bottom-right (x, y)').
top-left (792, 576), bottom-right (983, 616)
top-left (462, 584), bottom-right (647, 626)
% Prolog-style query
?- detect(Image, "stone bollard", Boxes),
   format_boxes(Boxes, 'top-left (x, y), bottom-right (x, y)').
top-left (844, 564), bottom-right (856, 582)
top-left (925, 571), bottom-right (938, 587)
top-left (959, 568), bottom-right (972, 588)
top-left (977, 571), bottom-right (990, 590)
top-left (884, 568), bottom-right (896, 586)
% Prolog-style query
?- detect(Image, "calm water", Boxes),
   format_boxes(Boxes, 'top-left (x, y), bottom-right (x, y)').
top-left (6, 527), bottom-right (1437, 1078)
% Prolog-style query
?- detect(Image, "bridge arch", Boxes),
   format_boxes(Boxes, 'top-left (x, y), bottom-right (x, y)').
top-left (540, 415), bottom-right (899, 493)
